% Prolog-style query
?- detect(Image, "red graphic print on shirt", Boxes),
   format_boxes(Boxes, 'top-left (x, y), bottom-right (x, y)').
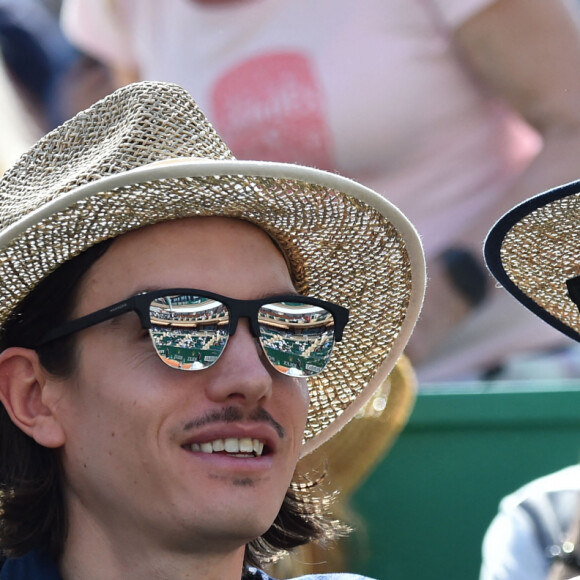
top-left (211, 52), bottom-right (333, 169)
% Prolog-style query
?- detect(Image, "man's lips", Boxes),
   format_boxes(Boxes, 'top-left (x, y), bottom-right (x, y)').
top-left (179, 406), bottom-right (284, 458)
top-left (181, 406), bottom-right (285, 439)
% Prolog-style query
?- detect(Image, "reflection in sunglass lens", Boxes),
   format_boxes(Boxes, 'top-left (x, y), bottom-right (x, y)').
top-left (258, 302), bottom-right (335, 377)
top-left (149, 294), bottom-right (229, 370)
top-left (146, 294), bottom-right (337, 376)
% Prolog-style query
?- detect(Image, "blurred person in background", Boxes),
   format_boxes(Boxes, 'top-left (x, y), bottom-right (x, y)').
top-left (59, 0), bottom-right (580, 384)
top-left (0, 0), bottom-right (113, 131)
top-left (0, 52), bottom-right (39, 173)
top-left (479, 465), bottom-right (580, 580)
top-left (0, 0), bottom-right (77, 129)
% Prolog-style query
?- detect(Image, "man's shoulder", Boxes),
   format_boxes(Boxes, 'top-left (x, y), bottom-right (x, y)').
top-left (290, 576), bottom-right (376, 579)
top-left (1, 551), bottom-right (61, 580)
top-left (248, 571), bottom-right (376, 580)
top-left (290, 576), bottom-right (376, 580)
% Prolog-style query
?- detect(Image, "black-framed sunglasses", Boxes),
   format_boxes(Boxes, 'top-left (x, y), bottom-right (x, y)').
top-left (35, 289), bottom-right (349, 377)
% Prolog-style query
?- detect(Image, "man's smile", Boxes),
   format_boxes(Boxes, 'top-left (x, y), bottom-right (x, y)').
top-left (187, 437), bottom-right (266, 457)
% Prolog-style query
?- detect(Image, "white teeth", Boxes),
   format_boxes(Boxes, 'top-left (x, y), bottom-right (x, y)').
top-left (224, 438), bottom-right (239, 453)
top-left (239, 438), bottom-right (253, 453)
top-left (212, 439), bottom-right (225, 452)
top-left (200, 442), bottom-right (213, 453)
top-left (254, 440), bottom-right (264, 456)
top-left (190, 438), bottom-right (265, 456)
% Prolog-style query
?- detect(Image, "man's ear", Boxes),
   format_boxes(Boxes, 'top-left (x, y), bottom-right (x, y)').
top-left (0, 347), bottom-right (66, 448)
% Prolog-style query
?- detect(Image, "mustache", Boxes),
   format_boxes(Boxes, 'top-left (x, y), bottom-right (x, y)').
top-left (182, 406), bottom-right (285, 439)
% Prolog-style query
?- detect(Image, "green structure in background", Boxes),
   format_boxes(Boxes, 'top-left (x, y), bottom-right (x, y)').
top-left (349, 382), bottom-right (580, 580)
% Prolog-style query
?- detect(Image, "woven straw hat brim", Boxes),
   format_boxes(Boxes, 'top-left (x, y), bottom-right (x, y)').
top-left (484, 179), bottom-right (580, 343)
top-left (0, 158), bottom-right (425, 456)
top-left (297, 354), bottom-right (416, 494)
top-left (0, 82), bottom-right (425, 456)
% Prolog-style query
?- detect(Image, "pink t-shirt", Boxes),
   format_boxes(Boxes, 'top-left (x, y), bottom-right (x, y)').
top-left (62, 0), bottom-right (566, 380)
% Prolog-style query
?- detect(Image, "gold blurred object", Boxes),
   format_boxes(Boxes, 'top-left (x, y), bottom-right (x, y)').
top-left (267, 355), bottom-right (417, 577)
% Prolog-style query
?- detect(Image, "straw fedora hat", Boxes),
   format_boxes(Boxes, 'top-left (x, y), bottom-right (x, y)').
top-left (0, 81), bottom-right (425, 455)
top-left (484, 180), bottom-right (580, 343)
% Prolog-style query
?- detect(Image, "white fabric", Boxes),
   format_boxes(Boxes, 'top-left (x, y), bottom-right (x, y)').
top-left (480, 465), bottom-right (580, 580)
top-left (60, 0), bottom-right (567, 380)
top-left (429, 0), bottom-right (497, 28)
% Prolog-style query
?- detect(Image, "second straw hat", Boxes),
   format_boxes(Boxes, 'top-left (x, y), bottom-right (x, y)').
top-left (485, 180), bottom-right (580, 343)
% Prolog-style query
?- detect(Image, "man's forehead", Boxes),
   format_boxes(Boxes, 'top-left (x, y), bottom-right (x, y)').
top-left (74, 216), bottom-right (295, 308)
top-left (116, 215), bottom-right (273, 243)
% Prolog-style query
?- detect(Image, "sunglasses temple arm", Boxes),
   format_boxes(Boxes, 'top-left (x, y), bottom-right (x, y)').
top-left (35, 297), bottom-right (137, 347)
top-left (334, 308), bottom-right (350, 342)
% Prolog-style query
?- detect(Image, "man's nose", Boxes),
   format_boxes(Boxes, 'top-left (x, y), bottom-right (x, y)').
top-left (203, 319), bottom-right (274, 404)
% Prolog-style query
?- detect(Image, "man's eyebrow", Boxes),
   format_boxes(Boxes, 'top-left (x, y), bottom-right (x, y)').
top-left (254, 289), bottom-right (301, 299)
top-left (133, 286), bottom-right (162, 294)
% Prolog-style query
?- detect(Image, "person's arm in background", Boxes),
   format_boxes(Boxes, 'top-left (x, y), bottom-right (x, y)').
top-left (455, 0), bottom-right (580, 218)
top-left (480, 503), bottom-right (548, 580)
top-left (408, 0), bottom-right (580, 365)
top-left (480, 467), bottom-right (580, 580)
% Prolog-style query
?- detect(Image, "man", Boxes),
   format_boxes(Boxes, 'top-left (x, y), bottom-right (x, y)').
top-left (0, 81), bottom-right (425, 579)
top-left (482, 180), bottom-right (580, 580)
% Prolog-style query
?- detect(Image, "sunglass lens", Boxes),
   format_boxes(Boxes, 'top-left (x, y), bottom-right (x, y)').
top-left (258, 301), bottom-right (335, 377)
top-left (148, 294), bottom-right (229, 370)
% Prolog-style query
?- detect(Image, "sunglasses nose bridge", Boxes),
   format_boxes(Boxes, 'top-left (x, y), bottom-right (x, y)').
top-left (248, 306), bottom-right (262, 339)
top-left (233, 306), bottom-right (262, 338)
top-left (225, 301), bottom-right (262, 339)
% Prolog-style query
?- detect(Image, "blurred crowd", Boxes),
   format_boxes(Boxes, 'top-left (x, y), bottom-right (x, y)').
top-left (5, 3), bottom-right (580, 580)
top-left (3, 0), bottom-right (580, 386)
top-left (0, 0), bottom-right (115, 168)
